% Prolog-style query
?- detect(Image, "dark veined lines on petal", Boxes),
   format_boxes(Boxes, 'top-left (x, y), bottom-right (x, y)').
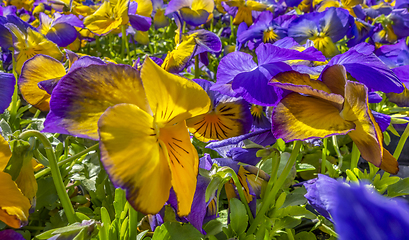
top-left (192, 116), bottom-right (233, 139)
top-left (166, 137), bottom-right (189, 168)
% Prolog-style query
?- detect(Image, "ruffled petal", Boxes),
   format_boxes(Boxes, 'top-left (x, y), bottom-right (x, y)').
top-left (272, 93), bottom-right (355, 142)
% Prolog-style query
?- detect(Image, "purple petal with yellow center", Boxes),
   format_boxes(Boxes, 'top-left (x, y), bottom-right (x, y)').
top-left (99, 103), bottom-right (172, 215)
top-left (44, 63), bottom-right (149, 140)
top-left (327, 48), bottom-right (404, 93)
top-left (272, 92), bottom-right (356, 142)
top-left (191, 29), bottom-right (222, 55)
top-left (0, 172), bottom-right (31, 229)
top-left (0, 72), bottom-right (15, 114)
top-left (19, 54), bottom-right (65, 111)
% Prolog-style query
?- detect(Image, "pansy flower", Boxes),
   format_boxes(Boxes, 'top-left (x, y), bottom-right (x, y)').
top-left (37, 12), bottom-right (83, 47)
top-left (186, 79), bottom-right (253, 142)
top-left (84, 0), bottom-right (130, 35)
top-left (166, 0), bottom-right (214, 26)
top-left (44, 58), bottom-right (211, 216)
top-left (128, 0), bottom-right (153, 31)
top-left (288, 7), bottom-right (352, 58)
top-left (18, 53), bottom-right (104, 111)
top-left (237, 11), bottom-right (289, 46)
top-left (3, 21), bottom-right (63, 75)
top-left (372, 9), bottom-right (409, 44)
top-left (212, 42), bottom-right (325, 106)
top-left (270, 65), bottom-right (399, 174)
top-left (161, 29), bottom-right (222, 73)
top-left (222, 0), bottom-right (268, 26)
top-left (151, 0), bottom-right (168, 29)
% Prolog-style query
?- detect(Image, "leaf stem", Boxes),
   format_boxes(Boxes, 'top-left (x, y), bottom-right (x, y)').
top-left (19, 130), bottom-right (78, 224)
top-left (393, 123), bottom-right (409, 160)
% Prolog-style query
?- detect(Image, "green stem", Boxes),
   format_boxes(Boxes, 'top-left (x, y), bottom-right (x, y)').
top-left (286, 229), bottom-right (295, 240)
top-left (321, 138), bottom-right (328, 174)
top-left (224, 168), bottom-right (254, 223)
top-left (264, 151), bottom-right (280, 197)
top-left (96, 35), bottom-right (100, 53)
top-left (393, 123), bottom-right (409, 160)
top-left (332, 135), bottom-right (343, 170)
top-left (19, 130), bottom-right (77, 224)
top-left (128, 205), bottom-right (139, 240)
top-left (121, 25), bottom-right (126, 60)
top-left (121, 25), bottom-right (131, 64)
top-left (35, 143), bottom-right (99, 179)
top-left (10, 50), bottom-right (20, 131)
top-left (194, 55), bottom-right (200, 79)
top-left (229, 16), bottom-right (234, 42)
top-left (248, 141), bottom-right (302, 235)
top-left (350, 143), bottom-right (360, 170)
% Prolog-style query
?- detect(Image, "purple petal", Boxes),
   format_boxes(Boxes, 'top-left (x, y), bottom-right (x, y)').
top-left (333, 183), bottom-right (409, 240)
top-left (0, 72), bottom-right (15, 113)
top-left (326, 49), bottom-right (404, 93)
top-left (129, 14), bottom-right (152, 31)
top-left (371, 111), bottom-right (391, 132)
top-left (368, 92), bottom-right (382, 103)
top-left (46, 23), bottom-right (77, 47)
top-left (212, 51), bottom-right (257, 97)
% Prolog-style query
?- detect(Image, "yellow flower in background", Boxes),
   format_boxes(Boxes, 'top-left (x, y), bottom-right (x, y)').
top-left (84, 0), bottom-right (130, 35)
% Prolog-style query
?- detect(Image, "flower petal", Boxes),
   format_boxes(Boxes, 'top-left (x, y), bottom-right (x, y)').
top-left (159, 120), bottom-right (199, 216)
top-left (44, 63), bottom-right (149, 140)
top-left (0, 172), bottom-right (30, 229)
top-left (272, 93), bottom-right (355, 142)
top-left (19, 55), bottom-right (65, 111)
top-left (142, 57), bottom-right (211, 126)
top-left (0, 72), bottom-right (15, 114)
top-left (99, 103), bottom-right (172, 215)
top-left (270, 70), bottom-right (344, 106)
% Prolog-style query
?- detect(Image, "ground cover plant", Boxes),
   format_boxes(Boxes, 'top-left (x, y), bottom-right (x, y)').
top-left (1, 0), bottom-right (409, 239)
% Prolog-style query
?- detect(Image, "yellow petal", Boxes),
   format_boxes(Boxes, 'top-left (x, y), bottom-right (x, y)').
top-left (15, 161), bottom-right (38, 205)
top-left (342, 81), bottom-right (383, 167)
top-left (0, 172), bottom-right (30, 229)
top-left (134, 0), bottom-right (153, 17)
top-left (158, 120), bottom-right (198, 216)
top-left (320, 64), bottom-right (347, 97)
top-left (271, 70), bottom-right (344, 107)
top-left (191, 0), bottom-right (214, 13)
top-left (272, 93), bottom-right (355, 142)
top-left (380, 148), bottom-right (399, 175)
top-left (161, 36), bottom-right (196, 73)
top-left (99, 103), bottom-right (172, 215)
top-left (187, 101), bottom-right (250, 142)
top-left (0, 135), bottom-right (12, 172)
top-left (141, 57), bottom-right (211, 126)
top-left (19, 55), bottom-right (66, 111)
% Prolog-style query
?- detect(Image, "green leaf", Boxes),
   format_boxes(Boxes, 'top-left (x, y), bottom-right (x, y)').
top-left (137, 230), bottom-right (149, 240)
top-left (281, 187), bottom-right (307, 208)
top-left (295, 231), bottom-right (317, 240)
top-left (387, 178), bottom-right (409, 197)
top-left (75, 212), bottom-right (91, 221)
top-left (101, 207), bottom-right (111, 238)
top-left (383, 131), bottom-right (391, 146)
top-left (229, 198), bottom-right (248, 235)
top-left (206, 176), bottom-right (222, 202)
top-left (275, 206), bottom-right (316, 220)
top-left (296, 163), bottom-right (316, 172)
top-left (203, 219), bottom-right (225, 237)
top-left (0, 119), bottom-right (12, 136)
top-left (152, 222), bottom-right (204, 240)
